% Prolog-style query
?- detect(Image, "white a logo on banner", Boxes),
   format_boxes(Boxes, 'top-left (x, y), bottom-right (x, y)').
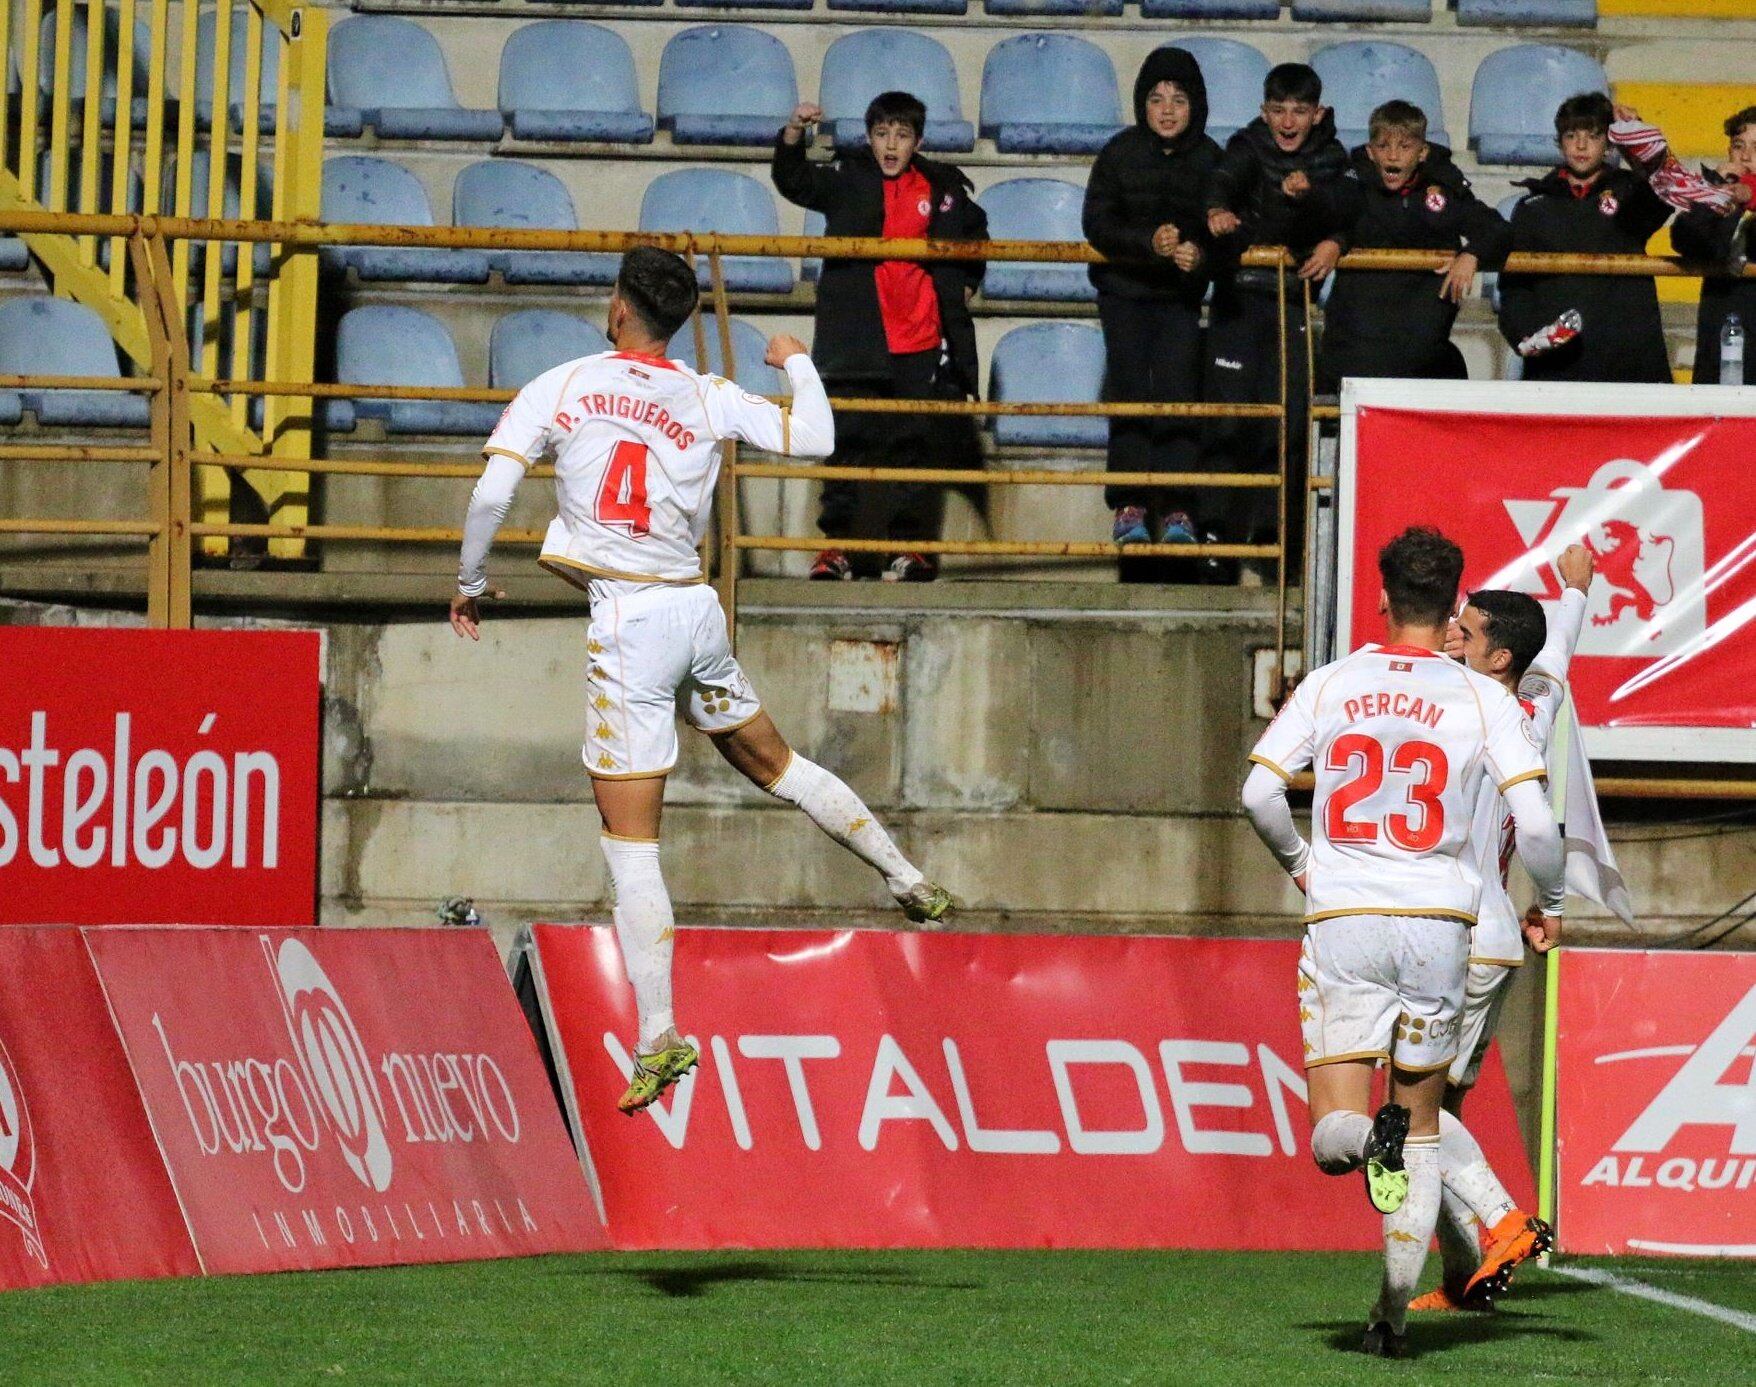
top-left (0, 1035), bottom-right (47, 1269)
top-left (1500, 459), bottom-right (1706, 659)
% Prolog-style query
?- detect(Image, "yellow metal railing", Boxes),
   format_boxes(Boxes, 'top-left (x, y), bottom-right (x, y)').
top-left (1, 214), bottom-right (1754, 742)
top-left (0, 1), bottom-right (326, 555)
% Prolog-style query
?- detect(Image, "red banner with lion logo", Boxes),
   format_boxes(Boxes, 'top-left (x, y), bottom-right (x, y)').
top-left (1338, 383), bottom-right (1756, 760)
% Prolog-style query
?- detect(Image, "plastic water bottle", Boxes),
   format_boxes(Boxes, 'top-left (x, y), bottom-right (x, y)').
top-left (1722, 313), bottom-right (1745, 385)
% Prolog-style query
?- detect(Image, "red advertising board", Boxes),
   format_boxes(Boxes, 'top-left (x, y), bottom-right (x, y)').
top-left (0, 628), bottom-right (321, 926)
top-left (532, 925), bottom-right (1535, 1250)
top-left (85, 927), bottom-right (609, 1275)
top-left (0, 928), bottom-right (199, 1290)
top-left (1338, 382), bottom-right (1756, 761)
top-left (1556, 948), bottom-right (1756, 1257)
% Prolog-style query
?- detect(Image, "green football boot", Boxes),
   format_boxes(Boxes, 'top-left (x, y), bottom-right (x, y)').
top-left (618, 1032), bottom-right (699, 1115)
top-left (899, 881), bottom-right (958, 925)
top-left (1364, 1102), bottom-right (1411, 1214)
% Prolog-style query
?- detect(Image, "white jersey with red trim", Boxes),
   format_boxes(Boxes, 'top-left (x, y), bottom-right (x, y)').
top-left (1248, 643), bottom-right (1547, 925)
top-left (481, 349), bottom-right (829, 588)
top-left (1469, 587), bottom-right (1589, 963)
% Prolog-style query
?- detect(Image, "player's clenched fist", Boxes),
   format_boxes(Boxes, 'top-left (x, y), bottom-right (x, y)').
top-left (764, 333), bottom-right (810, 368)
top-left (1556, 540), bottom-right (1595, 592)
top-left (1522, 905), bottom-right (1562, 953)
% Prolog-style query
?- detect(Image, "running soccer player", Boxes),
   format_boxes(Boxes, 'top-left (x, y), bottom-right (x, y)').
top-left (1241, 526), bottom-right (1567, 1359)
top-left (450, 247), bottom-right (955, 1115)
top-left (1407, 541), bottom-right (1596, 1313)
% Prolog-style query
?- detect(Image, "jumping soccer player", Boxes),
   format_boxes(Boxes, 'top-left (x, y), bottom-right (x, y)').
top-left (1407, 542), bottom-right (1596, 1312)
top-left (450, 247), bottom-right (955, 1115)
top-left (1241, 526), bottom-right (1566, 1359)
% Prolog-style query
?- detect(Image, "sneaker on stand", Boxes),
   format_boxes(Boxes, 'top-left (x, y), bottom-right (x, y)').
top-left (1160, 510), bottom-right (1199, 544)
top-left (1113, 506), bottom-right (1152, 545)
top-left (810, 549), bottom-right (854, 581)
top-left (882, 553), bottom-right (939, 582)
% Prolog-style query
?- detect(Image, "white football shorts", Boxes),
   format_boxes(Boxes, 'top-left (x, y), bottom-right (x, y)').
top-left (1447, 960), bottom-right (1516, 1090)
top-left (581, 583), bottom-right (762, 779)
top-left (1297, 914), bottom-right (1469, 1074)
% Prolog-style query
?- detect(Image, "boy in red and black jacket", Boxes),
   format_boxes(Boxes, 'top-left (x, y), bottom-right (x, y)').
top-left (1497, 92), bottom-right (1674, 383)
top-left (1671, 105), bottom-right (1756, 383)
top-left (1320, 100), bottom-right (1512, 390)
top-left (773, 91), bottom-right (987, 582)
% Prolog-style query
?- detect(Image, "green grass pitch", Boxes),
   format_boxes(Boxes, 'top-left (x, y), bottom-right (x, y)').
top-left (8, 1251), bottom-right (1753, 1384)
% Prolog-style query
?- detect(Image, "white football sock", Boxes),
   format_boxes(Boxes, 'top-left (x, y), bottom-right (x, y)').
top-left (1436, 1186), bottom-right (1483, 1288)
top-left (764, 752), bottom-right (924, 898)
top-left (600, 835), bottom-right (676, 1051)
top-left (1439, 1110), bottom-right (1517, 1228)
top-left (1311, 1110), bottom-right (1374, 1175)
top-left (1372, 1136), bottom-right (1441, 1335)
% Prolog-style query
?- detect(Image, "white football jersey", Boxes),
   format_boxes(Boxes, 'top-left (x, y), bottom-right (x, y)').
top-left (1249, 643), bottom-right (1547, 925)
top-left (1469, 587), bottom-right (1588, 963)
top-left (483, 350), bottom-right (819, 588)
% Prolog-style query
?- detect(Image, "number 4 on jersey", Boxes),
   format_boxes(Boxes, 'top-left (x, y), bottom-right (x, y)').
top-left (596, 441), bottom-right (653, 538)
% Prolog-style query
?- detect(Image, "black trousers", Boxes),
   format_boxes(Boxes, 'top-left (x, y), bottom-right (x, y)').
top-left (818, 350), bottom-right (975, 569)
top-left (1096, 294), bottom-right (1206, 515)
top-left (1202, 276), bottom-right (1309, 563)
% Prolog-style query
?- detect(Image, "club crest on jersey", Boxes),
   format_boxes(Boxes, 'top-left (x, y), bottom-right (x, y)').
top-left (1425, 186), bottom-right (1447, 214)
top-left (917, 198), bottom-right (931, 217)
top-left (627, 366), bottom-right (651, 381)
top-left (1390, 659), bottom-right (1414, 672)
top-left (1599, 190), bottom-right (1619, 216)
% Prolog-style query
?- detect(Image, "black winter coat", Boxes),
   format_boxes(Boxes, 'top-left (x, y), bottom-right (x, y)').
top-left (771, 137), bottom-right (987, 393)
top-left (1322, 144), bottom-right (1513, 380)
top-left (1671, 203), bottom-right (1756, 384)
top-left (1206, 112), bottom-right (1352, 262)
top-left (1497, 166), bottom-right (1673, 383)
top-left (1083, 45), bottom-right (1221, 303)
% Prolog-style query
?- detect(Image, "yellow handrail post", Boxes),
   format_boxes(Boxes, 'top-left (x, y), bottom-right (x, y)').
top-left (131, 231), bottom-right (195, 628)
top-left (17, 0), bottom-right (46, 200)
top-left (131, 232), bottom-right (173, 626)
top-left (47, 0), bottom-right (75, 218)
top-left (1273, 260), bottom-right (1291, 706)
top-left (708, 251), bottom-right (740, 638)
top-left (108, 0), bottom-right (140, 291)
top-left (76, 0), bottom-right (105, 264)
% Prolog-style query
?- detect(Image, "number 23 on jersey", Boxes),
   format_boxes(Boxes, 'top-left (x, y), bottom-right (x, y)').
top-left (1325, 733), bottom-right (1450, 852)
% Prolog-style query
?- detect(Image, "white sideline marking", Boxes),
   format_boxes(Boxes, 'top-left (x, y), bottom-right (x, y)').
top-left (1551, 1265), bottom-right (1756, 1334)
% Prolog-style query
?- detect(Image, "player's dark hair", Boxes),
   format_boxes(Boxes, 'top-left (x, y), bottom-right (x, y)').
top-left (1726, 105), bottom-right (1756, 140)
top-left (614, 246), bottom-right (699, 343)
top-left (865, 90), bottom-right (927, 139)
top-left (1554, 91), bottom-right (1613, 139)
top-left (1368, 99), bottom-right (1427, 144)
top-left (1264, 63), bottom-right (1322, 106)
top-left (1467, 590), bottom-right (1548, 681)
top-left (1378, 526), bottom-right (1464, 628)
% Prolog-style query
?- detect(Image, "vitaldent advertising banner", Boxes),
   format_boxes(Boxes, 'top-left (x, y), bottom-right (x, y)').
top-left (0, 928), bottom-right (199, 1290)
top-left (0, 628), bottom-right (321, 925)
top-left (532, 926), bottom-right (1535, 1250)
top-left (86, 927), bottom-right (609, 1275)
top-left (1337, 381), bottom-right (1756, 761)
top-left (1556, 948), bottom-right (1756, 1257)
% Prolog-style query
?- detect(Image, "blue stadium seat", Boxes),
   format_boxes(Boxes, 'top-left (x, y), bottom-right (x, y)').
top-left (498, 22), bottom-right (654, 144)
top-left (1312, 42), bottom-right (1448, 150)
top-left (320, 157), bottom-right (491, 283)
top-left (333, 306), bottom-right (501, 437)
top-left (987, 0), bottom-right (1121, 12)
top-left (978, 179), bottom-right (1093, 302)
top-left (0, 239), bottom-right (29, 273)
top-left (639, 170), bottom-right (794, 293)
top-left (0, 297), bottom-right (151, 427)
top-left (1471, 45), bottom-right (1609, 165)
top-left (327, 17), bottom-right (504, 142)
top-left (673, 317), bottom-right (786, 397)
top-left (1141, 0), bottom-right (1277, 17)
top-left (454, 160), bottom-right (616, 286)
top-left (1173, 38), bottom-right (1271, 143)
top-left (819, 31), bottom-right (974, 152)
top-left (828, 0), bottom-right (967, 15)
top-left (36, 7), bottom-right (153, 126)
top-left (981, 36), bottom-right (1123, 155)
top-left (1292, 0), bottom-right (1432, 22)
top-left (490, 311), bottom-right (610, 391)
top-left (195, 6), bottom-right (280, 131)
top-left (1457, 0), bottom-right (1595, 27)
top-left (658, 27), bottom-right (796, 146)
top-left (989, 323), bottom-right (1107, 447)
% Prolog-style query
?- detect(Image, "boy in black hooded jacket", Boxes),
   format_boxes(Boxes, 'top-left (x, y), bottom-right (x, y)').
top-left (1320, 101), bottom-right (1512, 390)
top-left (772, 91), bottom-right (988, 581)
top-left (1203, 63), bottom-right (1351, 557)
top-left (1497, 92), bottom-right (1673, 383)
top-left (1083, 46), bottom-right (1221, 551)
top-left (1671, 105), bottom-right (1756, 384)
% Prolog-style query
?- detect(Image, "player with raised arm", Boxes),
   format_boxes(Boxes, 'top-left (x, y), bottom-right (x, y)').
top-left (1241, 526), bottom-right (1567, 1359)
top-left (1405, 542), bottom-right (1595, 1313)
top-left (450, 248), bottom-right (955, 1115)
